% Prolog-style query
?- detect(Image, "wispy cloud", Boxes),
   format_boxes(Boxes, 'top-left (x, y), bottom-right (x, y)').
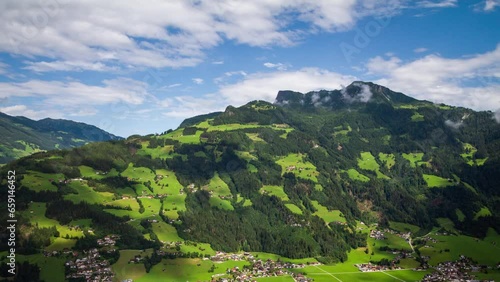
top-left (484, 0), bottom-right (500, 11)
top-left (414, 47), bottom-right (428, 53)
top-left (366, 44), bottom-right (500, 110)
top-left (417, 0), bottom-right (457, 8)
top-left (192, 78), bottom-right (204, 85)
top-left (0, 0), bottom-right (410, 72)
top-left (263, 62), bottom-right (289, 71)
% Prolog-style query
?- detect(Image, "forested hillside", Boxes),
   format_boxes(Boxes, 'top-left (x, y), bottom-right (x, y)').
top-left (1, 82), bottom-right (499, 281)
top-left (0, 112), bottom-right (121, 164)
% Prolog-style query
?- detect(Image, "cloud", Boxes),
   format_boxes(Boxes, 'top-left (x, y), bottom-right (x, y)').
top-left (0, 0), bottom-right (407, 72)
top-left (444, 119), bottom-right (463, 129)
top-left (484, 0), bottom-right (500, 11)
top-left (341, 82), bottom-right (373, 103)
top-left (0, 104), bottom-right (64, 120)
top-left (417, 0), bottom-right (457, 8)
top-left (495, 109), bottom-right (500, 123)
top-left (414, 47), bottom-right (428, 53)
top-left (263, 62), bottom-right (289, 71)
top-left (366, 45), bottom-right (500, 111)
top-left (0, 61), bottom-right (8, 74)
top-left (162, 68), bottom-right (356, 119)
top-left (0, 78), bottom-right (150, 117)
top-left (192, 78), bottom-right (204, 85)
top-left (212, 61), bottom-right (224, 65)
top-left (24, 60), bottom-right (116, 72)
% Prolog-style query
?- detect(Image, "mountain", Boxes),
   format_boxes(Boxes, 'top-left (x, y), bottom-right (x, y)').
top-left (0, 112), bottom-right (122, 164)
top-left (1, 81), bottom-right (499, 281)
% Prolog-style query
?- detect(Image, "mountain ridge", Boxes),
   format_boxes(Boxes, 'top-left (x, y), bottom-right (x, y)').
top-left (0, 112), bottom-right (122, 164)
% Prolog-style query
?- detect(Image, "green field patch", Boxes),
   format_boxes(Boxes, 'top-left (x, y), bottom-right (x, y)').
top-left (235, 150), bottom-right (257, 161)
top-left (152, 221), bottom-right (183, 243)
top-left (255, 276), bottom-right (295, 281)
top-left (436, 217), bottom-right (458, 234)
top-left (23, 202), bottom-right (84, 238)
top-left (141, 198), bottom-right (162, 216)
top-left (423, 174), bottom-right (455, 188)
top-left (260, 185), bottom-right (290, 201)
top-left (311, 200), bottom-right (345, 224)
top-left (357, 152), bottom-right (379, 171)
top-left (402, 152), bottom-right (426, 168)
top-left (460, 143), bottom-right (488, 166)
top-left (285, 203), bottom-right (303, 214)
top-left (78, 165), bottom-right (119, 179)
top-left (474, 207), bottom-right (492, 220)
top-left (236, 194), bottom-right (253, 207)
top-left (138, 141), bottom-right (174, 159)
top-left (135, 258), bottom-right (213, 282)
top-left (246, 133), bottom-right (266, 142)
top-left (45, 237), bottom-right (77, 251)
top-left (122, 163), bottom-right (155, 182)
top-left (389, 221), bottom-right (420, 234)
top-left (378, 153), bottom-right (395, 170)
top-left (112, 249), bottom-right (153, 282)
top-left (209, 196), bottom-right (234, 210)
top-left (11, 254), bottom-right (66, 282)
top-left (63, 181), bottom-right (115, 205)
top-left (418, 234), bottom-right (500, 266)
top-left (251, 252), bottom-right (318, 264)
top-left (333, 125), bottom-right (352, 137)
top-left (207, 123), bottom-right (263, 132)
top-left (163, 194), bottom-right (187, 219)
top-left (21, 171), bottom-right (64, 192)
top-left (180, 242), bottom-right (215, 256)
top-left (248, 163), bottom-right (258, 173)
top-left (455, 209), bottom-right (465, 222)
top-left (163, 128), bottom-right (204, 144)
top-left (69, 218), bottom-right (92, 228)
top-left (411, 112), bottom-right (425, 122)
top-left (276, 153), bottom-right (319, 182)
top-left (346, 169), bottom-right (370, 182)
top-left (107, 198), bottom-right (141, 210)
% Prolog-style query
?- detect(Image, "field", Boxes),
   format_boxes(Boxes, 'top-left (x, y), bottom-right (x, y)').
top-left (378, 153), bottom-right (395, 170)
top-left (357, 152), bottom-right (390, 179)
top-left (112, 249), bottom-right (153, 281)
top-left (389, 221), bottom-right (420, 234)
top-left (422, 174), bottom-right (455, 188)
top-left (460, 143), bottom-right (488, 166)
top-left (346, 168), bottom-right (370, 182)
top-left (474, 206), bottom-right (492, 220)
top-left (152, 221), bottom-right (183, 243)
top-left (285, 203), bottom-right (303, 214)
top-left (311, 200), bottom-right (345, 224)
top-left (23, 202), bottom-right (84, 238)
top-left (78, 165), bottom-right (119, 179)
top-left (260, 185), bottom-right (290, 201)
top-left (276, 153), bottom-right (319, 182)
top-left (21, 170), bottom-right (64, 192)
top-left (418, 233), bottom-right (500, 266)
top-left (63, 180), bottom-right (115, 204)
top-left (411, 112), bottom-right (424, 122)
top-left (402, 152), bottom-right (430, 168)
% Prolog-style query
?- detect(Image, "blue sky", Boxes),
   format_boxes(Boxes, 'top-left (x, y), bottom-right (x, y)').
top-left (0, 0), bottom-right (499, 137)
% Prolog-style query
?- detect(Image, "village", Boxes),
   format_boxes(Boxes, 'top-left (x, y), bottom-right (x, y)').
top-left (421, 256), bottom-right (494, 282)
top-left (60, 235), bottom-right (120, 282)
top-left (210, 252), bottom-right (318, 281)
top-left (64, 248), bottom-right (114, 282)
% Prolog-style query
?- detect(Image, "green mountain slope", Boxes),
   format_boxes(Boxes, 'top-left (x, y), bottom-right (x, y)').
top-left (0, 112), bottom-right (122, 164)
top-left (1, 82), bottom-right (499, 281)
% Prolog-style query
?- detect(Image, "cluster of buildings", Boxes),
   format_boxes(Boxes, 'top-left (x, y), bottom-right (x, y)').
top-left (97, 235), bottom-right (119, 247)
top-left (370, 229), bottom-right (386, 240)
top-left (65, 248), bottom-right (114, 282)
top-left (211, 252), bottom-right (317, 281)
top-left (355, 262), bottom-right (403, 272)
top-left (422, 256), bottom-right (492, 282)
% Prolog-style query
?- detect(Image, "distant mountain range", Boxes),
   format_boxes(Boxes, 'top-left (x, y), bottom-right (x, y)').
top-left (0, 112), bottom-right (121, 164)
